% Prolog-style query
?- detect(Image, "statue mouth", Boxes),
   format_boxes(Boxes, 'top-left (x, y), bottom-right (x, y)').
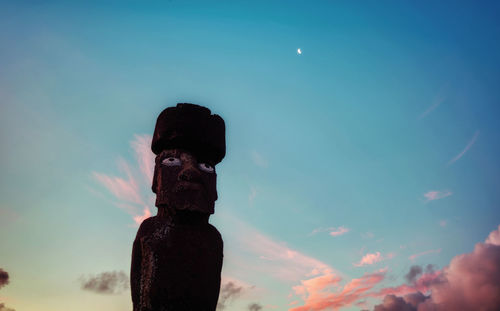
top-left (174, 181), bottom-right (204, 192)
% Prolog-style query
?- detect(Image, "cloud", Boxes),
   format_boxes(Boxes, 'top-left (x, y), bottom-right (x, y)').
top-left (248, 303), bottom-right (262, 311)
top-left (486, 225), bottom-right (500, 245)
top-left (80, 271), bottom-right (129, 294)
top-left (405, 266), bottom-right (422, 283)
top-left (249, 186), bottom-right (257, 204)
top-left (93, 135), bottom-right (154, 225)
top-left (423, 190), bottom-right (452, 203)
top-left (217, 281), bottom-right (244, 310)
top-left (361, 232), bottom-right (375, 239)
top-left (130, 134), bottom-right (155, 185)
top-left (329, 226), bottom-right (350, 237)
top-left (309, 226), bottom-right (350, 237)
top-left (373, 292), bottom-right (428, 311)
top-left (354, 252), bottom-right (394, 267)
top-left (372, 225), bottom-right (500, 311)
top-left (290, 269), bottom-right (387, 311)
top-left (408, 249), bottom-right (441, 261)
top-left (0, 303), bottom-right (15, 311)
top-left (354, 252), bottom-right (383, 267)
top-left (405, 265), bottom-right (435, 284)
top-left (418, 94), bottom-right (445, 120)
top-left (447, 130), bottom-right (480, 166)
top-left (251, 150), bottom-right (268, 168)
top-left (223, 215), bottom-right (339, 283)
top-left (0, 268), bottom-right (9, 289)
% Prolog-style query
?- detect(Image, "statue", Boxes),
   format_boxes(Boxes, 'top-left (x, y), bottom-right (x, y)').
top-left (131, 103), bottom-right (226, 311)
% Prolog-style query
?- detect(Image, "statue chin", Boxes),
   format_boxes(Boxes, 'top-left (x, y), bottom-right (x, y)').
top-left (155, 190), bottom-right (215, 215)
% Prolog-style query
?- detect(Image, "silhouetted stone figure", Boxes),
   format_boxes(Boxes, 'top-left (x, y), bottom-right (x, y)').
top-left (131, 103), bottom-right (225, 311)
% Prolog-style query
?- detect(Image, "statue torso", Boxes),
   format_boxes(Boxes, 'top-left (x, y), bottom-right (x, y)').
top-left (133, 215), bottom-right (223, 311)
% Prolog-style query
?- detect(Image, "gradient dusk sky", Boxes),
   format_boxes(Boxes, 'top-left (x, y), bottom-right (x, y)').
top-left (1, 1), bottom-right (500, 311)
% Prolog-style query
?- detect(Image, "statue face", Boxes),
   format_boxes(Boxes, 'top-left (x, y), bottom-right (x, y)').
top-left (153, 149), bottom-right (217, 214)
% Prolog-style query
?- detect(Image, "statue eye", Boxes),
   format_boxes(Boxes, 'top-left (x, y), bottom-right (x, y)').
top-left (162, 157), bottom-right (181, 166)
top-left (198, 163), bottom-right (214, 173)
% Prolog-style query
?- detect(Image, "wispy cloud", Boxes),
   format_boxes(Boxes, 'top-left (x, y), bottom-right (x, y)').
top-left (93, 159), bottom-right (142, 205)
top-left (418, 93), bottom-right (445, 120)
top-left (408, 248), bottom-right (441, 261)
top-left (217, 281), bottom-right (245, 310)
top-left (353, 252), bottom-right (395, 267)
top-left (309, 226), bottom-right (350, 237)
top-left (290, 268), bottom-right (388, 311)
top-left (361, 232), bottom-right (375, 239)
top-left (447, 130), bottom-right (480, 166)
top-left (251, 150), bottom-right (268, 168)
top-left (329, 226), bottom-right (350, 237)
top-left (130, 134), bottom-right (155, 185)
top-left (248, 186), bottom-right (257, 204)
top-left (93, 135), bottom-right (154, 225)
top-left (227, 216), bottom-right (337, 282)
top-left (423, 190), bottom-right (452, 203)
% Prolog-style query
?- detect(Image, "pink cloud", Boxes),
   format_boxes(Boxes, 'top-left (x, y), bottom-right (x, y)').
top-left (371, 269), bottom-right (441, 298)
top-left (373, 225), bottom-right (500, 311)
top-left (354, 252), bottom-right (382, 267)
top-left (408, 248), bottom-right (441, 261)
top-left (289, 224), bottom-right (496, 311)
top-left (130, 134), bottom-right (155, 185)
top-left (227, 216), bottom-right (337, 282)
top-left (447, 130), bottom-right (480, 166)
top-left (423, 190), bottom-right (452, 202)
top-left (354, 252), bottom-right (395, 267)
top-left (290, 269), bottom-right (387, 311)
top-left (418, 227), bottom-right (500, 310)
top-left (133, 207), bottom-right (152, 225)
top-left (93, 159), bottom-right (142, 204)
top-left (330, 226), bottom-right (350, 237)
top-left (290, 267), bottom-right (440, 311)
top-left (486, 225), bottom-right (500, 245)
top-left (309, 226), bottom-right (350, 237)
top-left (287, 224), bottom-right (500, 311)
top-left (93, 135), bottom-right (155, 225)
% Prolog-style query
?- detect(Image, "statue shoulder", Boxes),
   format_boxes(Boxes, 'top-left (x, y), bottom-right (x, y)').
top-left (135, 216), bottom-right (158, 237)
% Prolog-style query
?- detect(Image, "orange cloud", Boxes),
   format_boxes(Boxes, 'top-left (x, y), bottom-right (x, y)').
top-left (290, 269), bottom-right (387, 311)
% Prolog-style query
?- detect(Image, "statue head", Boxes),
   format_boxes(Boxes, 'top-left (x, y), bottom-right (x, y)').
top-left (151, 103), bottom-right (225, 215)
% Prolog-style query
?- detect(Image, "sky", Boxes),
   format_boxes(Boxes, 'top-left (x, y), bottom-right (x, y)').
top-left (1, 1), bottom-right (500, 310)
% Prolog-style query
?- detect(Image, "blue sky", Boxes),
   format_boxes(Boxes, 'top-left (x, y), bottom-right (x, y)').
top-left (1, 1), bottom-right (500, 310)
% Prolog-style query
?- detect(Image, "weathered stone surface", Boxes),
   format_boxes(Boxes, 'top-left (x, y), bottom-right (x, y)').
top-left (131, 212), bottom-right (223, 311)
top-left (131, 103), bottom-right (225, 311)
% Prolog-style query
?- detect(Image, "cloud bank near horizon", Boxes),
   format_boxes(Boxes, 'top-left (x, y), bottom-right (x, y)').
top-left (372, 225), bottom-right (500, 311)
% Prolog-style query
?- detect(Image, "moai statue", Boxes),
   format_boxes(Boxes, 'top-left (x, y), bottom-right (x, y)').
top-left (131, 103), bottom-right (225, 311)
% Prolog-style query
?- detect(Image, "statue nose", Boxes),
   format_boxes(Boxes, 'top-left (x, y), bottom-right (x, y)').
top-left (178, 165), bottom-right (201, 182)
